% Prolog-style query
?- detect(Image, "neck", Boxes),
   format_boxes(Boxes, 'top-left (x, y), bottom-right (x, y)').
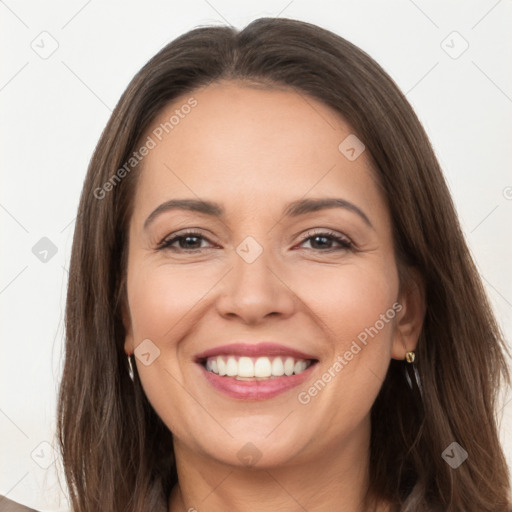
top-left (168, 419), bottom-right (387, 512)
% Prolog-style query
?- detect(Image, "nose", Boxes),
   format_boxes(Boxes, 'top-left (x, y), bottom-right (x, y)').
top-left (215, 237), bottom-right (296, 324)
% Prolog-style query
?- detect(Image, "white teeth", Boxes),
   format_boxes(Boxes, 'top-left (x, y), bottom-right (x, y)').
top-left (294, 360), bottom-right (307, 374)
top-left (204, 355), bottom-right (313, 379)
top-left (217, 356), bottom-right (227, 376)
top-left (284, 357), bottom-right (295, 376)
top-left (254, 357), bottom-right (272, 377)
top-left (226, 357), bottom-right (237, 377)
top-left (271, 357), bottom-right (284, 376)
top-left (238, 357), bottom-right (254, 377)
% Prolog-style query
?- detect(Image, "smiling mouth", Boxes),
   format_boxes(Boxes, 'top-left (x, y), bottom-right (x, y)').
top-left (200, 355), bottom-right (318, 381)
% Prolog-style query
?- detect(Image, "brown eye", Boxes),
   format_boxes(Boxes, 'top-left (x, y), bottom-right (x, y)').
top-left (297, 230), bottom-right (353, 251)
top-left (157, 230), bottom-right (214, 252)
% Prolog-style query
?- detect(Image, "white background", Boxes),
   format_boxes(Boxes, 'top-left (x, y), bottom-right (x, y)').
top-left (1, 1), bottom-right (511, 510)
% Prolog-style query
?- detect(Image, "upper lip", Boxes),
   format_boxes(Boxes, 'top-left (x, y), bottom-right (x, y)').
top-left (195, 342), bottom-right (318, 362)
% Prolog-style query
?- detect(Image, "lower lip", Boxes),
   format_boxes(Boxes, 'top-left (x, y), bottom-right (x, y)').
top-left (199, 362), bottom-right (317, 400)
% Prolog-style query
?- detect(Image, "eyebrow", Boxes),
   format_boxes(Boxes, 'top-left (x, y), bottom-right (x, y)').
top-left (143, 197), bottom-right (374, 230)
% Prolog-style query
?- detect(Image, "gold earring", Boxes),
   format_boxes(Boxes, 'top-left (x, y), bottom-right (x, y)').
top-left (404, 350), bottom-right (423, 402)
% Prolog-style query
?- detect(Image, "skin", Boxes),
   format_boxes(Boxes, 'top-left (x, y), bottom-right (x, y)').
top-left (123, 80), bottom-right (425, 512)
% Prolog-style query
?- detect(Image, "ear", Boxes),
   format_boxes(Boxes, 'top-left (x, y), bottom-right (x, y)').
top-left (391, 266), bottom-right (426, 360)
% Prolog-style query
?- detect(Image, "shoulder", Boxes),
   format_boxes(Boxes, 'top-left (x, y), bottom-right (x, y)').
top-left (0, 495), bottom-right (40, 512)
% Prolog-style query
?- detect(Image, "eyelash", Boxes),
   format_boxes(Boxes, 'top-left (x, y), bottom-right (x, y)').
top-left (156, 229), bottom-right (354, 253)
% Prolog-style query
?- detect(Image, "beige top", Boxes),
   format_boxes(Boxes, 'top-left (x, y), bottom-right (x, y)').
top-left (0, 495), bottom-right (39, 512)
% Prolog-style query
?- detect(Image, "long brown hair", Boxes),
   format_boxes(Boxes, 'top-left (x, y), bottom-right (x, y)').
top-left (57, 17), bottom-right (511, 511)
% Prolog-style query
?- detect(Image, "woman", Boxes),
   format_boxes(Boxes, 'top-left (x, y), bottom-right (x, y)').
top-left (56, 17), bottom-right (511, 512)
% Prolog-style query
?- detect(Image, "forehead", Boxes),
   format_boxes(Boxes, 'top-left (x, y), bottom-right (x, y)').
top-left (132, 81), bottom-right (384, 222)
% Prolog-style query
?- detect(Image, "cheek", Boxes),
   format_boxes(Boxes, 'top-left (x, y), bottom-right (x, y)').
top-left (127, 262), bottom-right (217, 340)
top-left (293, 259), bottom-right (399, 348)
top-left (290, 260), bottom-right (398, 414)
top-left (126, 263), bottom-right (217, 435)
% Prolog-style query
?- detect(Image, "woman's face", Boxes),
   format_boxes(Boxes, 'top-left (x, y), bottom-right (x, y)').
top-left (124, 80), bottom-right (419, 469)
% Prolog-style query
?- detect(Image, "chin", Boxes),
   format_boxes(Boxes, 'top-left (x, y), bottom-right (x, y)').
top-left (196, 426), bottom-right (312, 469)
